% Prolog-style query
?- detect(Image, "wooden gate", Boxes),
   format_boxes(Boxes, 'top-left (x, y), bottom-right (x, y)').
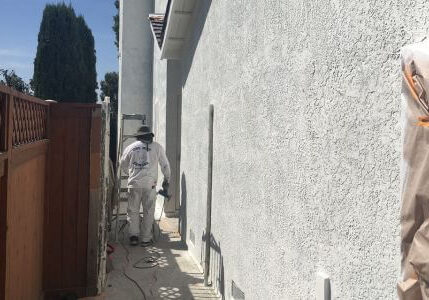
top-left (43, 103), bottom-right (102, 299)
top-left (0, 86), bottom-right (103, 300)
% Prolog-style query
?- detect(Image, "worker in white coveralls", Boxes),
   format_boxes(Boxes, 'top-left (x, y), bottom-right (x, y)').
top-left (120, 125), bottom-right (171, 246)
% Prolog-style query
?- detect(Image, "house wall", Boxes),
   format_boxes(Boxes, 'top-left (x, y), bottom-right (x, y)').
top-left (164, 60), bottom-right (182, 215)
top-left (153, 0), bottom-right (182, 216)
top-left (153, 44), bottom-right (167, 144)
top-left (153, 0), bottom-right (168, 142)
top-left (119, 0), bottom-right (154, 137)
top-left (171, 0), bottom-right (429, 299)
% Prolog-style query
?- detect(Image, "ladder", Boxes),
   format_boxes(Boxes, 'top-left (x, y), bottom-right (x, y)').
top-left (113, 113), bottom-right (146, 241)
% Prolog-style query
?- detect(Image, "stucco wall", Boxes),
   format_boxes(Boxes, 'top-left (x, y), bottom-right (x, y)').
top-left (153, 44), bottom-right (167, 145)
top-left (174, 0), bottom-right (429, 299)
top-left (153, 0), bottom-right (182, 215)
top-left (119, 0), bottom-right (154, 138)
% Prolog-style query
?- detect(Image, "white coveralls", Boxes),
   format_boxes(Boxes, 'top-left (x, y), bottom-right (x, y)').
top-left (120, 140), bottom-right (171, 242)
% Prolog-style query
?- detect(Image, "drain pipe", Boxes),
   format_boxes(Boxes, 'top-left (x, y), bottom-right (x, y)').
top-left (204, 105), bottom-right (214, 286)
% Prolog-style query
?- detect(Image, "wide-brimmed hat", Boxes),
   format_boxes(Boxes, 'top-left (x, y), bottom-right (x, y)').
top-left (135, 125), bottom-right (154, 137)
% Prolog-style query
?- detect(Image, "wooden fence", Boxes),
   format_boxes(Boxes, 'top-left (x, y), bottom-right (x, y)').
top-left (44, 103), bottom-right (102, 299)
top-left (0, 86), bottom-right (49, 300)
top-left (0, 86), bottom-right (103, 300)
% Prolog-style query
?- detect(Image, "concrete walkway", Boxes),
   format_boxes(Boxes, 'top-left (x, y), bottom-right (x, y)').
top-left (105, 217), bottom-right (219, 300)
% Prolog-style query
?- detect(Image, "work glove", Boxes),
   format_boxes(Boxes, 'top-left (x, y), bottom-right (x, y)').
top-left (162, 179), bottom-right (169, 191)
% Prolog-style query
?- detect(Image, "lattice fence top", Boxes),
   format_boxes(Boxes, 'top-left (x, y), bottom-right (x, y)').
top-left (12, 96), bottom-right (48, 147)
top-left (0, 90), bottom-right (6, 151)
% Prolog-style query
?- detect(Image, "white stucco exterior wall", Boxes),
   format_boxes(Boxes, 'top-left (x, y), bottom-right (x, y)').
top-left (163, 0), bottom-right (429, 299)
top-left (119, 0), bottom-right (154, 137)
top-left (153, 44), bottom-right (167, 145)
top-left (153, 0), bottom-right (183, 216)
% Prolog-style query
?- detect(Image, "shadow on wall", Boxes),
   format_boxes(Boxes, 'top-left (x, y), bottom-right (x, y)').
top-left (182, 0), bottom-right (212, 87)
top-left (202, 232), bottom-right (225, 299)
top-left (179, 172), bottom-right (187, 246)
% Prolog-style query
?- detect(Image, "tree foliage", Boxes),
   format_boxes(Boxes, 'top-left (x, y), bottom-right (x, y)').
top-left (100, 72), bottom-right (118, 106)
top-left (113, 1), bottom-right (119, 51)
top-left (100, 72), bottom-right (118, 163)
top-left (0, 69), bottom-right (32, 95)
top-left (107, 0), bottom-right (120, 164)
top-left (32, 3), bottom-right (97, 103)
top-left (76, 16), bottom-right (98, 101)
top-left (104, 1), bottom-right (120, 164)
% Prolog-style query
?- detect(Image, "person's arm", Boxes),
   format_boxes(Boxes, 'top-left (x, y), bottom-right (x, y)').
top-left (158, 145), bottom-right (171, 183)
top-left (120, 146), bottom-right (131, 175)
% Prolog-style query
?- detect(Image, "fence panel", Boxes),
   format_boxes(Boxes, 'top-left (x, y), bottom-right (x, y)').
top-left (0, 86), bottom-right (103, 300)
top-left (0, 86), bottom-right (49, 300)
top-left (44, 103), bottom-right (102, 299)
top-left (6, 142), bottom-right (48, 300)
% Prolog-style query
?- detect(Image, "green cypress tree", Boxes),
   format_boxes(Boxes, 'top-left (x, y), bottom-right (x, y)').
top-left (33, 3), bottom-right (97, 103)
top-left (76, 16), bottom-right (97, 102)
top-left (100, 72), bottom-right (118, 163)
top-left (113, 1), bottom-right (119, 51)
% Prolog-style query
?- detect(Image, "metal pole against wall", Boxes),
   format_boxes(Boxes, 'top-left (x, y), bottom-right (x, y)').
top-left (113, 116), bottom-right (125, 242)
top-left (204, 105), bottom-right (214, 286)
top-left (104, 97), bottom-right (112, 231)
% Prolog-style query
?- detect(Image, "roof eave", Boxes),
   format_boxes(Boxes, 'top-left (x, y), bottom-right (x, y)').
top-left (159, 0), bottom-right (196, 60)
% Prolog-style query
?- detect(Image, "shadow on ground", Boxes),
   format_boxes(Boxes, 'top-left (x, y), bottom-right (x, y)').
top-left (106, 217), bottom-right (219, 300)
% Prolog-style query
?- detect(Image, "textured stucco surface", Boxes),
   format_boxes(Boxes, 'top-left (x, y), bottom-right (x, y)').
top-left (148, 0), bottom-right (429, 299)
top-left (167, 1), bottom-right (429, 299)
top-left (153, 44), bottom-right (167, 144)
top-left (118, 0), bottom-right (154, 138)
top-left (153, 0), bottom-right (183, 215)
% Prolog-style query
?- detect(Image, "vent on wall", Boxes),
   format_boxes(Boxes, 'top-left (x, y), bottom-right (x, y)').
top-left (232, 281), bottom-right (245, 300)
top-left (189, 228), bottom-right (195, 245)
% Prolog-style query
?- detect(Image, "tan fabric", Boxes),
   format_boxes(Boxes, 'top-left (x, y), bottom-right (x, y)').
top-left (400, 41), bottom-right (429, 298)
top-left (409, 220), bottom-right (429, 282)
top-left (397, 278), bottom-right (422, 300)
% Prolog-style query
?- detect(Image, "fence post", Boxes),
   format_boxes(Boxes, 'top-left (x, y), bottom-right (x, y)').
top-left (0, 87), bottom-right (12, 300)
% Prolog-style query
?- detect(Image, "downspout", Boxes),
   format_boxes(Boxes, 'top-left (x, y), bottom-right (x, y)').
top-left (204, 105), bottom-right (214, 286)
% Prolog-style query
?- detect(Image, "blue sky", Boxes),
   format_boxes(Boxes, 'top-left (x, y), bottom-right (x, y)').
top-left (0, 0), bottom-right (118, 90)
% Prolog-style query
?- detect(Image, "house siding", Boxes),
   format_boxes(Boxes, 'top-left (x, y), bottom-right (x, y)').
top-left (154, 0), bottom-right (429, 298)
